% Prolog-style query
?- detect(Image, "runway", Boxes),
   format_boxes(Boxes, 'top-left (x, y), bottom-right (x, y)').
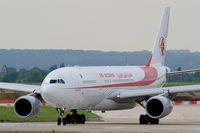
top-left (1, 105), bottom-right (200, 133)
top-left (1, 121), bottom-right (200, 133)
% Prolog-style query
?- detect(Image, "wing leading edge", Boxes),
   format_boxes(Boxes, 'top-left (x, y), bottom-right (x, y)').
top-left (0, 82), bottom-right (40, 93)
top-left (108, 85), bottom-right (200, 100)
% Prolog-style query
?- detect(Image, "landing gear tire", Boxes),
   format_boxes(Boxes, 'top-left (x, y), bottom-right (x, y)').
top-left (57, 118), bottom-right (61, 125)
top-left (70, 116), bottom-right (76, 124)
top-left (62, 118), bottom-right (67, 125)
top-left (139, 114), bottom-right (159, 125)
top-left (139, 115), bottom-right (149, 124)
top-left (66, 114), bottom-right (71, 124)
top-left (149, 118), bottom-right (159, 125)
top-left (75, 114), bottom-right (81, 124)
top-left (80, 114), bottom-right (86, 124)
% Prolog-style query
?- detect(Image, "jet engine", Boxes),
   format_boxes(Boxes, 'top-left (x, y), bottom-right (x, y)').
top-left (145, 95), bottom-right (173, 119)
top-left (14, 95), bottom-right (40, 118)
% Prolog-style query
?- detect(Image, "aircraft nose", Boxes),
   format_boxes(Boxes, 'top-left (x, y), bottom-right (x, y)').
top-left (41, 85), bottom-right (53, 103)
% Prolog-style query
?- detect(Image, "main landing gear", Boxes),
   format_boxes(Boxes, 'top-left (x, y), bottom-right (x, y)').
top-left (139, 114), bottom-right (159, 125)
top-left (57, 108), bottom-right (86, 125)
top-left (66, 110), bottom-right (86, 124)
top-left (136, 100), bottom-right (159, 125)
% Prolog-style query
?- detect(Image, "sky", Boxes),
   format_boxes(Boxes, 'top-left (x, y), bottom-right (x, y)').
top-left (0, 0), bottom-right (199, 52)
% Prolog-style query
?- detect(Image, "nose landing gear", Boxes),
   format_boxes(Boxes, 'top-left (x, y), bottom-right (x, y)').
top-left (56, 108), bottom-right (67, 125)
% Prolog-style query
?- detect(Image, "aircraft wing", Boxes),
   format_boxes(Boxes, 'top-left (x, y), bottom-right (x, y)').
top-left (108, 85), bottom-right (200, 100)
top-left (167, 68), bottom-right (200, 77)
top-left (0, 82), bottom-right (40, 93)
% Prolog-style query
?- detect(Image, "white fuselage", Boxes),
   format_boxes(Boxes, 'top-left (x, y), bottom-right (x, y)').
top-left (41, 65), bottom-right (168, 111)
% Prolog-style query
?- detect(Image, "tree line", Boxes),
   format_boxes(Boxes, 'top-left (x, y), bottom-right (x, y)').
top-left (0, 65), bottom-right (61, 83)
top-left (0, 49), bottom-right (200, 70)
top-left (167, 67), bottom-right (200, 83)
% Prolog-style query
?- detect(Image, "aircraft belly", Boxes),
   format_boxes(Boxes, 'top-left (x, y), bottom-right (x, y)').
top-left (81, 88), bottom-right (105, 108)
top-left (43, 87), bottom-right (105, 109)
top-left (92, 98), bottom-right (136, 111)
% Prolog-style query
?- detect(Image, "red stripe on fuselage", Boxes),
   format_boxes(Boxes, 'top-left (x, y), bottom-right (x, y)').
top-left (79, 66), bottom-right (158, 89)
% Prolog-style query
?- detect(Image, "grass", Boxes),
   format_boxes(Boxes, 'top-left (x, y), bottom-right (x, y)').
top-left (0, 106), bottom-right (100, 122)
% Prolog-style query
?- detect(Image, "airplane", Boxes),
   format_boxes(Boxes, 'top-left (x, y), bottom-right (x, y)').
top-left (0, 7), bottom-right (200, 125)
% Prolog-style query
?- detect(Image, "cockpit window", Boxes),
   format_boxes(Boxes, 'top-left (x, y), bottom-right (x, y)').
top-left (58, 79), bottom-right (65, 84)
top-left (50, 79), bottom-right (57, 84)
top-left (49, 79), bottom-right (65, 84)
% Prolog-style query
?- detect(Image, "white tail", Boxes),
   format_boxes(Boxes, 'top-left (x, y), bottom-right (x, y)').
top-left (146, 7), bottom-right (170, 66)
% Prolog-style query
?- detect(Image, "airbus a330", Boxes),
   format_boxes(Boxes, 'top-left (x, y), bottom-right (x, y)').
top-left (1, 7), bottom-right (200, 125)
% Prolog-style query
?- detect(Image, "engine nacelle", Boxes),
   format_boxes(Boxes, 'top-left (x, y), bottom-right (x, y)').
top-left (145, 96), bottom-right (173, 119)
top-left (14, 95), bottom-right (40, 118)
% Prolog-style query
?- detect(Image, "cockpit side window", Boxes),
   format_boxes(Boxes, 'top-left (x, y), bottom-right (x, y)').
top-left (50, 79), bottom-right (57, 84)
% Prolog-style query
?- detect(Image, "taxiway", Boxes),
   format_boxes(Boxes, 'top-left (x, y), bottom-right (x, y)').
top-left (1, 105), bottom-right (200, 133)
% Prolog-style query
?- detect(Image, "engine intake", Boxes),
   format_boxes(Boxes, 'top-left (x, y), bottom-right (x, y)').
top-left (14, 95), bottom-right (40, 118)
top-left (145, 96), bottom-right (173, 119)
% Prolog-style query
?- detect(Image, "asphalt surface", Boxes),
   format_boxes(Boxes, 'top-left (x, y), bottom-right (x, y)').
top-left (1, 105), bottom-right (200, 133)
